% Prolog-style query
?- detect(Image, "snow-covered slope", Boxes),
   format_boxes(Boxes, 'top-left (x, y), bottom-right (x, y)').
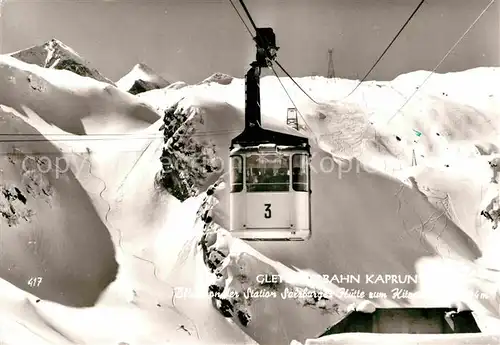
top-left (141, 77), bottom-right (500, 343)
top-left (0, 108), bottom-right (118, 308)
top-left (0, 56), bottom-right (499, 345)
top-left (9, 38), bottom-right (115, 86)
top-left (0, 54), bottom-right (160, 134)
top-left (116, 63), bottom-right (170, 95)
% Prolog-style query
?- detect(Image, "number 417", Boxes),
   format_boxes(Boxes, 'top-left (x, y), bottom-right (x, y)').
top-left (28, 277), bottom-right (43, 287)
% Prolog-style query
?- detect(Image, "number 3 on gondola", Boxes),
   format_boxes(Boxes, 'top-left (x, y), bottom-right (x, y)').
top-left (264, 203), bottom-right (271, 218)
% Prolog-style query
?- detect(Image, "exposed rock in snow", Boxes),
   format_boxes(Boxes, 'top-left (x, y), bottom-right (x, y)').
top-left (116, 63), bottom-right (169, 95)
top-left (156, 101), bottom-right (221, 201)
top-left (166, 81), bottom-right (188, 90)
top-left (9, 38), bottom-right (114, 85)
top-left (0, 183), bottom-right (35, 227)
top-left (200, 72), bottom-right (233, 85)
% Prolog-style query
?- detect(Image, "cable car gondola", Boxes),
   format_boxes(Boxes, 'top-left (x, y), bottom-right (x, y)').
top-left (228, 7), bottom-right (312, 241)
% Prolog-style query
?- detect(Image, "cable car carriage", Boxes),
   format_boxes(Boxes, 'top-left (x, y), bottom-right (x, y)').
top-left (229, 26), bottom-right (312, 241)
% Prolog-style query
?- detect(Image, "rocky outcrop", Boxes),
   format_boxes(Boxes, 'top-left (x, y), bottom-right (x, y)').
top-left (117, 63), bottom-right (169, 95)
top-left (156, 101), bottom-right (220, 201)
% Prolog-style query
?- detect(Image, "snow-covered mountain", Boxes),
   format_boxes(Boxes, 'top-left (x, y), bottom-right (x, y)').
top-left (116, 63), bottom-right (170, 95)
top-left (149, 72), bottom-right (500, 343)
top-left (0, 44), bottom-right (499, 345)
top-left (9, 38), bottom-right (115, 85)
top-left (0, 54), bottom-right (160, 135)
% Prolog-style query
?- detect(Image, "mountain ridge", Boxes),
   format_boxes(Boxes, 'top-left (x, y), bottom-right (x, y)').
top-left (116, 62), bottom-right (170, 95)
top-left (9, 38), bottom-right (115, 85)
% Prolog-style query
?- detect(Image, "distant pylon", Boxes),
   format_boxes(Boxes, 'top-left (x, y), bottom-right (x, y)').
top-left (411, 148), bottom-right (417, 166)
top-left (327, 49), bottom-right (335, 79)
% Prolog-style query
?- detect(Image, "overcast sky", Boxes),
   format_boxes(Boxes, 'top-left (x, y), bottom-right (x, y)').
top-left (1, 0), bottom-right (498, 84)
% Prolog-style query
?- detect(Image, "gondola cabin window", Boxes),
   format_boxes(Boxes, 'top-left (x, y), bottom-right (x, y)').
top-left (292, 154), bottom-right (308, 192)
top-left (246, 154), bottom-right (290, 192)
top-left (230, 156), bottom-right (243, 192)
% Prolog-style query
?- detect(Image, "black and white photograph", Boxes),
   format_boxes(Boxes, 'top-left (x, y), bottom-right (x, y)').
top-left (0, 0), bottom-right (500, 344)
